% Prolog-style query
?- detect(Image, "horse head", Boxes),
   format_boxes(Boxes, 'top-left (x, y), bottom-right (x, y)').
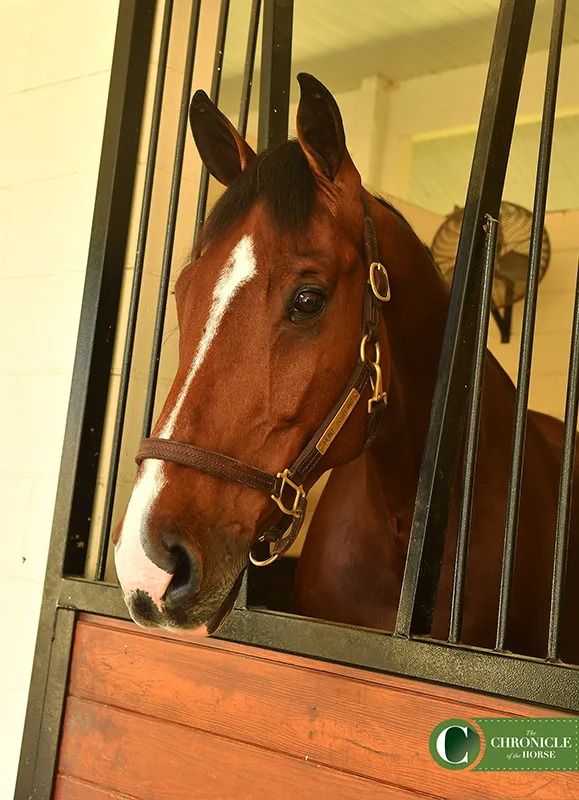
top-left (112, 73), bottom-right (391, 632)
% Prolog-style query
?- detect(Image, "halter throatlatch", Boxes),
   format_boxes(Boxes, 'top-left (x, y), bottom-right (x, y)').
top-left (135, 190), bottom-right (390, 567)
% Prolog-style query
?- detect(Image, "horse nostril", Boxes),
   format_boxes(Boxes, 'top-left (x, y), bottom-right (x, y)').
top-left (164, 544), bottom-right (202, 605)
top-left (171, 547), bottom-right (193, 590)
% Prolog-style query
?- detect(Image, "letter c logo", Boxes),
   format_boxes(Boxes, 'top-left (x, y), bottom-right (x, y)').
top-left (436, 725), bottom-right (470, 764)
top-left (430, 719), bottom-right (481, 770)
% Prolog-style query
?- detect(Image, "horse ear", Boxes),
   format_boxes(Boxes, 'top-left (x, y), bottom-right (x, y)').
top-left (296, 73), bottom-right (352, 183)
top-left (189, 90), bottom-right (256, 186)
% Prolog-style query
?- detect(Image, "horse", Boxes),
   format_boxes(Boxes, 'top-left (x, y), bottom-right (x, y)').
top-left (112, 73), bottom-right (579, 663)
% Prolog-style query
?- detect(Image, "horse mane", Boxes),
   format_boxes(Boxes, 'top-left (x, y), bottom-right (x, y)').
top-left (193, 138), bottom-right (413, 259)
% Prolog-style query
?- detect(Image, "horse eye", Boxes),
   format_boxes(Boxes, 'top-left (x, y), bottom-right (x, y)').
top-left (291, 289), bottom-right (326, 318)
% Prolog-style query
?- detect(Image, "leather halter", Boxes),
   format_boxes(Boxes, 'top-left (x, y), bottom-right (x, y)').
top-left (135, 190), bottom-right (391, 567)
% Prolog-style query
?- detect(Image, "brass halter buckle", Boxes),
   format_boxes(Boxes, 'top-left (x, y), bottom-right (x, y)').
top-left (271, 468), bottom-right (305, 517)
top-left (250, 470), bottom-right (305, 567)
top-left (360, 334), bottom-right (388, 413)
top-left (249, 544), bottom-right (280, 567)
top-left (369, 261), bottom-right (391, 302)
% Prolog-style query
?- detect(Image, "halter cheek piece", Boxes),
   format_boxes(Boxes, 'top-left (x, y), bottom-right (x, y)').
top-left (135, 191), bottom-right (391, 567)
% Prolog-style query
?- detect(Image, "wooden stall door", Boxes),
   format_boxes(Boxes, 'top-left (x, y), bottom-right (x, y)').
top-left (54, 614), bottom-right (577, 799)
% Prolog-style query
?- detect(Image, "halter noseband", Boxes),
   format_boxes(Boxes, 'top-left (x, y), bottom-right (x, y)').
top-left (135, 191), bottom-right (391, 567)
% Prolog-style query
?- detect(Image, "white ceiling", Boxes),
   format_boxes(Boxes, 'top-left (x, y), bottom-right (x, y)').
top-left (217, 1), bottom-right (579, 213)
top-left (222, 0), bottom-right (579, 88)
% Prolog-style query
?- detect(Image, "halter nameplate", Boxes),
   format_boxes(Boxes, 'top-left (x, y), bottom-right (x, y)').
top-left (316, 388), bottom-right (361, 455)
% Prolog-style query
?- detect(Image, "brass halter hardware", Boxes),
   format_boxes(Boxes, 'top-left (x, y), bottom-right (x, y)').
top-left (270, 468), bottom-right (306, 517)
top-left (360, 334), bottom-right (388, 413)
top-left (369, 261), bottom-right (391, 302)
top-left (249, 470), bottom-right (306, 566)
top-left (249, 544), bottom-right (281, 567)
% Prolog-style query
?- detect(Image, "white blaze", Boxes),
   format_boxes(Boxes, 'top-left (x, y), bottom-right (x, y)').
top-left (159, 234), bottom-right (257, 437)
top-left (114, 466), bottom-right (169, 609)
top-left (114, 236), bottom-right (257, 608)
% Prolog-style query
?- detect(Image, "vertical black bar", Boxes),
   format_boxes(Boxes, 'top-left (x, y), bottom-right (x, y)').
top-left (19, 608), bottom-right (76, 800)
top-left (16, 3), bottom-right (155, 794)
top-left (395, 0), bottom-right (536, 638)
top-left (548, 259), bottom-right (579, 660)
top-left (62, 1), bottom-right (156, 576)
top-left (194, 0), bottom-right (232, 238)
top-left (257, 0), bottom-right (293, 152)
top-left (449, 216), bottom-right (499, 644)
top-left (142, 0), bottom-right (202, 438)
top-left (96, 0), bottom-right (174, 582)
top-left (238, 0), bottom-right (262, 138)
top-left (61, 6), bottom-right (156, 567)
top-left (243, 0), bottom-right (293, 604)
top-left (496, 0), bottom-right (566, 652)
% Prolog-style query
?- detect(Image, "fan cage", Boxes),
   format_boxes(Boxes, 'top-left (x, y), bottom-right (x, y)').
top-left (431, 202), bottom-right (550, 309)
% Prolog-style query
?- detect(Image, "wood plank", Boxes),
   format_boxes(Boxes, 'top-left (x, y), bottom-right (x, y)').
top-left (68, 615), bottom-right (578, 800)
top-left (58, 696), bottom-right (428, 800)
top-left (77, 613), bottom-right (568, 717)
top-left (55, 774), bottom-right (143, 800)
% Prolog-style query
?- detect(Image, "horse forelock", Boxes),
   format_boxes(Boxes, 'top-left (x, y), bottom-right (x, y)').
top-left (193, 139), bottom-right (316, 260)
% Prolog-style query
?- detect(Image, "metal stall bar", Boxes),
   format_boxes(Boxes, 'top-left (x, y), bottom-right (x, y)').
top-left (547, 258), bottom-right (579, 661)
top-left (496, 0), bottom-right (567, 652)
top-left (19, 608), bottom-right (77, 800)
top-left (194, 0), bottom-right (232, 238)
top-left (61, 1), bottom-right (157, 576)
top-left (242, 0), bottom-right (294, 596)
top-left (258, 0), bottom-right (293, 152)
top-left (238, 0), bottom-right (262, 138)
top-left (15, 3), bottom-right (156, 797)
top-left (449, 215), bottom-right (499, 644)
top-left (142, 0), bottom-right (203, 438)
top-left (95, 0), bottom-right (175, 582)
top-left (395, 0), bottom-right (536, 638)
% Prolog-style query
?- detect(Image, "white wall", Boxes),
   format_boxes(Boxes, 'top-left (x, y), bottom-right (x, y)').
top-left (233, 40), bottom-right (579, 212)
top-left (373, 41), bottom-right (579, 423)
top-left (0, 1), bottom-right (120, 795)
top-left (399, 201), bottom-right (579, 423)
top-left (487, 209), bottom-right (579, 421)
top-left (380, 42), bottom-right (579, 209)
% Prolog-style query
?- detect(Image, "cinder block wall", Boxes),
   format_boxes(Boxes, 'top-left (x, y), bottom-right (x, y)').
top-left (0, 1), bottom-right (120, 795)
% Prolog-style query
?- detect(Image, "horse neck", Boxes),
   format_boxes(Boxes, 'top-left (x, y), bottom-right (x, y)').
top-left (367, 202), bottom-right (450, 519)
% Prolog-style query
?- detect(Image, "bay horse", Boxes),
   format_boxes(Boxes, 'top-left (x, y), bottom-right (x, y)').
top-left (112, 73), bottom-right (579, 663)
